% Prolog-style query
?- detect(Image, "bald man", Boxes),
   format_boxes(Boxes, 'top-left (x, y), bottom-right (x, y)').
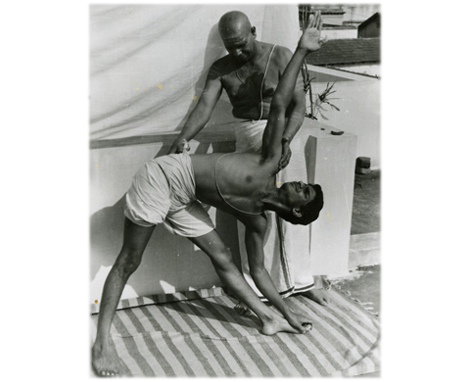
top-left (169, 10), bottom-right (304, 168)
top-left (168, 10), bottom-right (330, 309)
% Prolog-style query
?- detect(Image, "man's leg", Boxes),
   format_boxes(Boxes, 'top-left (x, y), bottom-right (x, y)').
top-left (302, 275), bottom-right (331, 306)
top-left (92, 218), bottom-right (155, 377)
top-left (189, 230), bottom-right (306, 335)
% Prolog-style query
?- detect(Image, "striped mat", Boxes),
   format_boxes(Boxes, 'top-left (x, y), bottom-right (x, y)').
top-left (90, 286), bottom-right (380, 377)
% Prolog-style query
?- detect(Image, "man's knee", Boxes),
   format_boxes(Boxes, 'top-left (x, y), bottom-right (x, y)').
top-left (115, 249), bottom-right (143, 275)
top-left (210, 245), bottom-right (235, 271)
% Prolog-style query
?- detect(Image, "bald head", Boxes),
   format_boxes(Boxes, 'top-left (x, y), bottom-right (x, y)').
top-left (218, 11), bottom-right (253, 40)
top-left (218, 11), bottom-right (258, 63)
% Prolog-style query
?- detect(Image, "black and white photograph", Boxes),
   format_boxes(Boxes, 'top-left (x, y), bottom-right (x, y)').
top-left (89, 3), bottom-right (381, 377)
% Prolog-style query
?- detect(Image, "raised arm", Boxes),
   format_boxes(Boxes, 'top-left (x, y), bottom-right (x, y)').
top-left (271, 49), bottom-right (307, 170)
top-left (167, 65), bottom-right (224, 154)
top-left (260, 12), bottom-right (322, 164)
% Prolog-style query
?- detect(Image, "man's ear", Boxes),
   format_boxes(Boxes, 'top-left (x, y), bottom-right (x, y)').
top-left (251, 26), bottom-right (257, 37)
top-left (292, 207), bottom-right (303, 218)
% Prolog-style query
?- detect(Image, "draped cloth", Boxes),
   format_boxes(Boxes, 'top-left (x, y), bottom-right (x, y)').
top-left (90, 4), bottom-right (300, 141)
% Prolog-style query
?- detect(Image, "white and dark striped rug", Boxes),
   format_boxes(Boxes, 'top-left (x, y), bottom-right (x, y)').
top-left (90, 286), bottom-right (380, 377)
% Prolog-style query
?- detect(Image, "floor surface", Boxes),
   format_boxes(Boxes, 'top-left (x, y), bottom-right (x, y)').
top-left (351, 170), bottom-right (380, 236)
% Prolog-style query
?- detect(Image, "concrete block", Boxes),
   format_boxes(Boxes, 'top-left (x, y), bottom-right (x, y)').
top-left (298, 119), bottom-right (358, 277)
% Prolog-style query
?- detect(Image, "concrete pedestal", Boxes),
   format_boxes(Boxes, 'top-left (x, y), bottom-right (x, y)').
top-left (302, 119), bottom-right (357, 277)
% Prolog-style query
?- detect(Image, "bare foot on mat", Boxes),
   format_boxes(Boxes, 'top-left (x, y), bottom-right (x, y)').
top-left (92, 345), bottom-right (126, 377)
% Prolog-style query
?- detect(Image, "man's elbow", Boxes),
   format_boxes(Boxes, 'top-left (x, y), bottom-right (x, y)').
top-left (292, 92), bottom-right (306, 109)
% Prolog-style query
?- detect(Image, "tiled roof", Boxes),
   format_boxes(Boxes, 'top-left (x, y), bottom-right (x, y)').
top-left (305, 38), bottom-right (380, 66)
top-left (299, 6), bottom-right (345, 15)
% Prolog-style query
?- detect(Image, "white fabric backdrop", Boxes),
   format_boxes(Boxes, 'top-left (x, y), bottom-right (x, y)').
top-left (90, 4), bottom-right (300, 140)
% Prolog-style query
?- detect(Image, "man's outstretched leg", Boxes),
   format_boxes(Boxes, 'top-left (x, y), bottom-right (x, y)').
top-left (92, 218), bottom-right (155, 377)
top-left (189, 230), bottom-right (312, 335)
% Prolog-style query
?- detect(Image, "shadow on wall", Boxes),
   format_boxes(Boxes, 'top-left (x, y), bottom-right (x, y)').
top-left (174, 22), bottom-right (238, 133)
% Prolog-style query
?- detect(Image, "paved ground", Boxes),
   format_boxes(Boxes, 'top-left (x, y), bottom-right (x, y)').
top-left (351, 170), bottom-right (380, 235)
top-left (332, 264), bottom-right (380, 317)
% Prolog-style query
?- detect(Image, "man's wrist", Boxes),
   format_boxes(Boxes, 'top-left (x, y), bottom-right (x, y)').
top-left (295, 46), bottom-right (310, 55)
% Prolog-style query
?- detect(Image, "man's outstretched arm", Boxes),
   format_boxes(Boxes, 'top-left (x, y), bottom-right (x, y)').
top-left (260, 12), bottom-right (323, 163)
top-left (167, 66), bottom-right (223, 155)
top-left (273, 48), bottom-right (307, 170)
top-left (278, 86), bottom-right (306, 170)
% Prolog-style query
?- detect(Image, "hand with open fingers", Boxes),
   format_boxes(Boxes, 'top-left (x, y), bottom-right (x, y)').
top-left (298, 11), bottom-right (324, 52)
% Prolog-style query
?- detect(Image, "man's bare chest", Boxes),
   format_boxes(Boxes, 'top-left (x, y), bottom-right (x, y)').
top-left (215, 153), bottom-right (274, 214)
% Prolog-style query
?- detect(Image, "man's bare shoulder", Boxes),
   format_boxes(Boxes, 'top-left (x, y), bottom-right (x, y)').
top-left (208, 55), bottom-right (236, 77)
top-left (271, 45), bottom-right (294, 67)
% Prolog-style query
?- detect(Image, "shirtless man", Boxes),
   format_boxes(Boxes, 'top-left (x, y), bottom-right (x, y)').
top-left (169, 10), bottom-right (330, 307)
top-left (169, 10), bottom-right (305, 170)
top-left (92, 13), bottom-right (324, 376)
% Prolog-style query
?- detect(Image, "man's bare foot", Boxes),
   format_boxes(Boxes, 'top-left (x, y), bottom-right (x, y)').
top-left (260, 314), bottom-right (312, 336)
top-left (302, 288), bottom-right (330, 306)
top-left (92, 344), bottom-right (126, 377)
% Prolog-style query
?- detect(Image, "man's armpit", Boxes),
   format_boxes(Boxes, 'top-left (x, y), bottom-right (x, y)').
top-left (237, 213), bottom-right (267, 234)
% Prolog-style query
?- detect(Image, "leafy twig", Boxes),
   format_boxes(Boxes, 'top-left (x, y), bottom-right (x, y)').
top-left (302, 63), bottom-right (340, 120)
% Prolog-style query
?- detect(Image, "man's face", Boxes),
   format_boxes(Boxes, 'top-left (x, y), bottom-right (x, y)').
top-left (281, 181), bottom-right (317, 209)
top-left (221, 29), bottom-right (256, 64)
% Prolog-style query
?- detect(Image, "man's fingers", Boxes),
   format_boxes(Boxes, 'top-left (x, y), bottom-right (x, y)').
top-left (299, 314), bottom-right (313, 325)
top-left (315, 11), bottom-right (322, 30)
top-left (304, 14), bottom-right (313, 31)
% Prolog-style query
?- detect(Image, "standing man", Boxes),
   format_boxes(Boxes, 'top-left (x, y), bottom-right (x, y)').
top-left (168, 10), bottom-right (330, 308)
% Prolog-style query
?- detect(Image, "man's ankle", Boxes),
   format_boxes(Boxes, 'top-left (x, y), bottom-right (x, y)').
top-left (258, 311), bottom-right (276, 325)
top-left (92, 340), bottom-right (107, 354)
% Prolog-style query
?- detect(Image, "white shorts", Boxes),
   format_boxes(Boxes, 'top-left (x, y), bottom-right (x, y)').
top-left (124, 157), bottom-right (214, 238)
